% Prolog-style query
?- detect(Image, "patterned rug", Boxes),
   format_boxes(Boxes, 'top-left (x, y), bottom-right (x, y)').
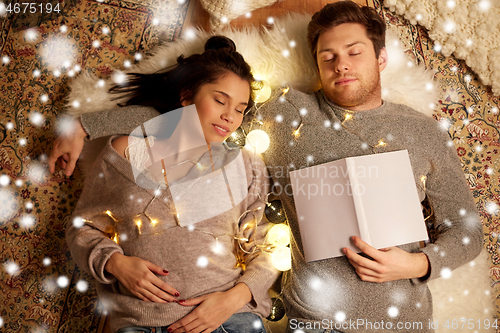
top-left (370, 0), bottom-right (500, 324)
top-left (0, 0), bottom-right (189, 332)
top-left (2, 0), bottom-right (500, 332)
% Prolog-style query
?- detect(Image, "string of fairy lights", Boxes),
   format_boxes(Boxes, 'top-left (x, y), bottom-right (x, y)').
top-left (78, 79), bottom-right (432, 323)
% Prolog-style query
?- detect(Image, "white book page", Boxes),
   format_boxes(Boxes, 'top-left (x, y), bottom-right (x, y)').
top-left (290, 159), bottom-right (361, 262)
top-left (348, 150), bottom-right (428, 249)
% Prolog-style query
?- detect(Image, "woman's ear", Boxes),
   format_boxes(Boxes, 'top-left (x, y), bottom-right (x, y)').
top-left (180, 90), bottom-right (191, 107)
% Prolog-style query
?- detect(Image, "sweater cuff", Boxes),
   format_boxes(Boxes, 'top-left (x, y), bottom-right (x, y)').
top-left (412, 244), bottom-right (441, 284)
top-left (91, 246), bottom-right (124, 284)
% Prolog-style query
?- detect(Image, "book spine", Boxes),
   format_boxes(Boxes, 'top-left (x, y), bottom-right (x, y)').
top-left (346, 159), bottom-right (371, 245)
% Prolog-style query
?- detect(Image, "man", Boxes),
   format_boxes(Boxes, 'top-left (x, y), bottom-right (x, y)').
top-left (50, 2), bottom-right (482, 332)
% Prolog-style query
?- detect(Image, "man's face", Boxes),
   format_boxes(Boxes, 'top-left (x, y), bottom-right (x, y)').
top-left (316, 23), bottom-right (387, 111)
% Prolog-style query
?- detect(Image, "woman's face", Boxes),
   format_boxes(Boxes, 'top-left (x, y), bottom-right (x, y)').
top-left (181, 72), bottom-right (250, 143)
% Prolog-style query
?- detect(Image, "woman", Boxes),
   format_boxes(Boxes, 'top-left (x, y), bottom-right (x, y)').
top-left (66, 36), bottom-right (278, 333)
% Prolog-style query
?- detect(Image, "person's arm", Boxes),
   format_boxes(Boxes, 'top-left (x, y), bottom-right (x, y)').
top-left (167, 152), bottom-right (279, 333)
top-left (49, 105), bottom-right (159, 176)
top-left (66, 148), bottom-right (180, 302)
top-left (344, 122), bottom-right (482, 283)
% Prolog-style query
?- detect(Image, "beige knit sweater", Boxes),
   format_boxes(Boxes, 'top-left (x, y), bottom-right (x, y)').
top-left (66, 136), bottom-right (279, 332)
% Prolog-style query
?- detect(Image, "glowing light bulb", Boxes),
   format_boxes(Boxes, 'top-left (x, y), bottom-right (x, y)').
top-left (267, 224), bottom-right (291, 247)
top-left (272, 246), bottom-right (291, 271)
top-left (245, 130), bottom-right (270, 154)
top-left (253, 80), bottom-right (272, 103)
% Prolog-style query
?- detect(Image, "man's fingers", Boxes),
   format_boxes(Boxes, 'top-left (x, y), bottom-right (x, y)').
top-left (351, 236), bottom-right (382, 260)
top-left (344, 247), bottom-right (381, 273)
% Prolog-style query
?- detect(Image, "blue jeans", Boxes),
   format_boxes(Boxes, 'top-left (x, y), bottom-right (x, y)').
top-left (115, 312), bottom-right (266, 333)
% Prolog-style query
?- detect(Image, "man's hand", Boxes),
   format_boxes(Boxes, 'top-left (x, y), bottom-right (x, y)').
top-left (105, 253), bottom-right (180, 303)
top-left (344, 236), bottom-right (430, 283)
top-left (48, 117), bottom-right (87, 176)
top-left (167, 283), bottom-right (252, 333)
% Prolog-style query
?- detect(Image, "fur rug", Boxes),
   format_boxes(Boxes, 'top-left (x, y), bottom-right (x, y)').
top-left (384, 0), bottom-right (500, 96)
top-left (65, 14), bottom-right (437, 117)
top-left (64, 13), bottom-right (493, 331)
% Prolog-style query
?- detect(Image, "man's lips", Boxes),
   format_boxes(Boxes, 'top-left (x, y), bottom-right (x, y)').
top-left (335, 78), bottom-right (357, 85)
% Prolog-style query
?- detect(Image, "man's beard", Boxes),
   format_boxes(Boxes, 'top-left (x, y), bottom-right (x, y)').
top-left (323, 67), bottom-right (382, 110)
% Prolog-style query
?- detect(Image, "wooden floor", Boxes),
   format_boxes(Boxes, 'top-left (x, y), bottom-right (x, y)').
top-left (184, 0), bottom-right (369, 31)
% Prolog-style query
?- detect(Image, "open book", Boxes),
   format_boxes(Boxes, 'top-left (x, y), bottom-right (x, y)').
top-left (289, 150), bottom-right (428, 262)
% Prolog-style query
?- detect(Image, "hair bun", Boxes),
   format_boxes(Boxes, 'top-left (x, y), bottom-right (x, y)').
top-left (204, 36), bottom-right (236, 52)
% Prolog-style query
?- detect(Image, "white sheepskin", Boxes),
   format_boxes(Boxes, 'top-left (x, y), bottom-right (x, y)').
top-left (65, 14), bottom-right (493, 330)
top-left (66, 13), bottom-right (437, 117)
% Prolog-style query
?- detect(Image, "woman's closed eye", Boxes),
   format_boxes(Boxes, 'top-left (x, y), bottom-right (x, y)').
top-left (215, 99), bottom-right (225, 105)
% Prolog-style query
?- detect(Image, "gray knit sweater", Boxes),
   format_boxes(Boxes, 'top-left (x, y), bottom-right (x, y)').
top-left (80, 89), bottom-right (482, 333)
top-left (67, 136), bottom-right (278, 332)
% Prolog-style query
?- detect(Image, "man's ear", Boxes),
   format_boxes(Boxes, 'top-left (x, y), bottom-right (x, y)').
top-left (378, 47), bottom-right (388, 72)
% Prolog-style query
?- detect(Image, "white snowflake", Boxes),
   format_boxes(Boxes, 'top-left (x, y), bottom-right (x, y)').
top-left (464, 290), bottom-right (469, 296)
top-left (309, 276), bottom-right (322, 290)
top-left (21, 215), bottom-right (35, 228)
top-left (448, 297), bottom-right (454, 302)
top-left (2, 56), bottom-right (9, 64)
top-left (15, 179), bottom-right (23, 187)
top-left (6, 122), bottom-right (13, 130)
top-left (183, 28), bottom-right (196, 40)
top-left (92, 40), bottom-right (100, 48)
top-left (333, 122), bottom-right (341, 130)
top-left (464, 75), bottom-right (472, 83)
top-left (282, 49), bottom-right (290, 57)
top-left (267, 17), bottom-right (274, 25)
top-left (486, 202), bottom-right (498, 214)
top-left (60, 25), bottom-right (68, 33)
top-left (33, 69), bottom-right (41, 77)
top-left (440, 267), bottom-right (452, 279)
top-left (73, 216), bottom-right (84, 228)
top-left (425, 82), bottom-right (434, 91)
top-left (30, 111), bottom-right (45, 127)
top-left (416, 302), bottom-right (421, 308)
top-left (57, 276), bottom-right (69, 288)
top-left (19, 138), bottom-right (27, 146)
top-left (462, 236), bottom-right (470, 244)
top-left (439, 118), bottom-right (450, 130)
top-left (433, 44), bottom-right (442, 53)
top-left (187, 224), bottom-right (195, 232)
top-left (4, 260), bottom-right (20, 276)
top-left (197, 256), bottom-right (209, 267)
top-left (306, 155), bottom-right (314, 163)
top-left (299, 108), bottom-right (308, 116)
top-left (134, 53), bottom-right (142, 61)
top-left (76, 280), bottom-right (88, 292)
top-left (415, 13), bottom-right (423, 21)
top-left (387, 306), bottom-right (399, 318)
top-left (0, 174), bottom-right (10, 186)
top-left (112, 72), bottom-right (127, 85)
top-left (289, 40), bottom-right (296, 48)
top-left (459, 208), bottom-right (466, 216)
top-left (40, 94), bottom-right (49, 103)
top-left (244, 12), bottom-right (251, 18)
top-left (72, 100), bottom-right (81, 108)
top-left (324, 120), bottom-right (331, 127)
top-left (478, 0), bottom-right (491, 11)
top-left (447, 140), bottom-right (454, 147)
top-left (335, 311), bottom-right (346, 322)
top-left (53, 70), bottom-right (61, 77)
top-left (361, 142), bottom-right (369, 150)
top-left (291, 120), bottom-right (299, 128)
top-left (275, 114), bottom-right (283, 122)
top-left (120, 234), bottom-right (128, 241)
top-left (25, 29), bottom-right (38, 41)
top-left (102, 26), bottom-right (110, 34)
top-left (220, 16), bottom-right (228, 24)
top-left (43, 257), bottom-right (52, 266)
top-left (446, 0), bottom-right (455, 8)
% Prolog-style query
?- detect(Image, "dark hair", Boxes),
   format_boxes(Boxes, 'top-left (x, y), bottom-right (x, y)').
top-left (109, 36), bottom-right (254, 114)
top-left (307, 1), bottom-right (386, 65)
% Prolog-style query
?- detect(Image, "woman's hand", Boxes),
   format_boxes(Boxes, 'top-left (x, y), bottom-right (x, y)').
top-left (105, 252), bottom-right (180, 303)
top-left (167, 283), bottom-right (252, 333)
top-left (48, 117), bottom-right (88, 176)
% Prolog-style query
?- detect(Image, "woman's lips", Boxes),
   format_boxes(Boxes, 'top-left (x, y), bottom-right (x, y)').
top-left (212, 124), bottom-right (229, 136)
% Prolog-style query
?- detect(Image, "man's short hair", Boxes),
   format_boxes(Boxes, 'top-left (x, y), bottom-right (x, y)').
top-left (307, 1), bottom-right (386, 64)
